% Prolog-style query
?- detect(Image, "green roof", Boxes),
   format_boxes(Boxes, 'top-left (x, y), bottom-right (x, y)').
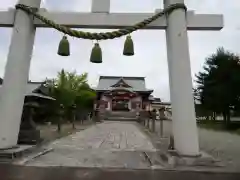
top-left (96, 76), bottom-right (153, 93)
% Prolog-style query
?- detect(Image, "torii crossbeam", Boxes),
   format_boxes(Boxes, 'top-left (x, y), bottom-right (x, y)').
top-left (0, 0), bottom-right (223, 156)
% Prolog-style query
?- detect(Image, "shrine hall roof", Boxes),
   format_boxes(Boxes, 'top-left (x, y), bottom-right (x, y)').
top-left (95, 76), bottom-right (153, 93)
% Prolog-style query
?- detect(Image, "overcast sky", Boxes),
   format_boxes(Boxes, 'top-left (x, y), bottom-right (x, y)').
top-left (0, 0), bottom-right (239, 101)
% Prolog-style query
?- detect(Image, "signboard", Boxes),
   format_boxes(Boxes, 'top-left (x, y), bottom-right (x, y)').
top-left (112, 96), bottom-right (130, 100)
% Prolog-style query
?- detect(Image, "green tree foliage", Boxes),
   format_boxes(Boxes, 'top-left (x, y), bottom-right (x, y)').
top-left (195, 47), bottom-right (240, 125)
top-left (44, 69), bottom-right (96, 126)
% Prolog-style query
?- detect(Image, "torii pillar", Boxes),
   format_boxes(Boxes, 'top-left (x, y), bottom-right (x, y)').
top-left (0, 0), bottom-right (41, 149)
top-left (165, 0), bottom-right (199, 156)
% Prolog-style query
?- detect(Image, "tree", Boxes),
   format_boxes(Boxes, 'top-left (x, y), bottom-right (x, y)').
top-left (44, 69), bottom-right (96, 130)
top-left (195, 47), bottom-right (240, 126)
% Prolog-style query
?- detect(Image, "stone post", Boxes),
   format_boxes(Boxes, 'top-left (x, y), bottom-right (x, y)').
top-left (159, 107), bottom-right (165, 137)
top-left (151, 110), bottom-right (156, 132)
top-left (71, 104), bottom-right (76, 129)
top-left (147, 118), bottom-right (150, 129)
top-left (58, 104), bottom-right (64, 132)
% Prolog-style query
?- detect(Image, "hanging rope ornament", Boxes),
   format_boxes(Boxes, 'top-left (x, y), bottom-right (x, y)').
top-left (90, 42), bottom-right (102, 63)
top-left (58, 35), bottom-right (70, 56)
top-left (15, 3), bottom-right (187, 62)
top-left (123, 35), bottom-right (134, 56)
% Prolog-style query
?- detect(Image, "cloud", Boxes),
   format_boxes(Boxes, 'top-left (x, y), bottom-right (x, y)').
top-left (0, 0), bottom-right (239, 101)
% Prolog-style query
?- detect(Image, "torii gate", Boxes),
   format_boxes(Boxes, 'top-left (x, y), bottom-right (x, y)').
top-left (0, 0), bottom-right (223, 156)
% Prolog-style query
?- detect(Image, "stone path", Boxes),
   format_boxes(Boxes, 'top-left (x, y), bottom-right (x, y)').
top-left (25, 121), bottom-right (156, 168)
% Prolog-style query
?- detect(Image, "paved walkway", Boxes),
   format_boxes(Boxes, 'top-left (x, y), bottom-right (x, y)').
top-left (25, 122), bottom-right (156, 168)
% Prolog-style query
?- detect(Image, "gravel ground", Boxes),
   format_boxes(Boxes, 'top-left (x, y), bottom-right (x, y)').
top-left (154, 120), bottom-right (240, 172)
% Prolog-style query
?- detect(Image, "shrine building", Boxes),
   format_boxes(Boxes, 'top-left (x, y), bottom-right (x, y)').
top-left (95, 76), bottom-right (153, 111)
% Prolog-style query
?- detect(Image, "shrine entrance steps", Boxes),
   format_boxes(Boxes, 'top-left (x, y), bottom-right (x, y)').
top-left (104, 111), bottom-right (138, 121)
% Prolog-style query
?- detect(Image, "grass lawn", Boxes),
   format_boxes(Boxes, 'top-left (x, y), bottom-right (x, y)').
top-left (37, 121), bottom-right (94, 143)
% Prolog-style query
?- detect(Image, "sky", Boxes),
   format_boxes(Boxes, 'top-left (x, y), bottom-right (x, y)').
top-left (0, 0), bottom-right (239, 101)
